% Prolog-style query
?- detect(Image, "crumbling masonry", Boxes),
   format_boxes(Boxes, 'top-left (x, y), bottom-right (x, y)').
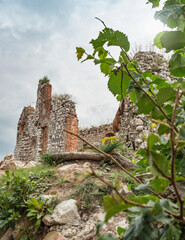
top-left (14, 52), bottom-right (175, 162)
top-left (14, 82), bottom-right (78, 162)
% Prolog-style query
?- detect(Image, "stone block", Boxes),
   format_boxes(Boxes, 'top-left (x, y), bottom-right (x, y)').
top-left (42, 231), bottom-right (63, 240)
top-left (42, 199), bottom-right (81, 226)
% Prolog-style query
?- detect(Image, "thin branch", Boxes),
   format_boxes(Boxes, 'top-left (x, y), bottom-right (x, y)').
top-left (123, 62), bottom-right (172, 123)
top-left (152, 160), bottom-right (171, 181)
top-left (121, 48), bottom-right (156, 98)
top-left (64, 129), bottom-right (163, 199)
top-left (95, 17), bottom-right (107, 28)
top-left (90, 166), bottom-right (181, 219)
top-left (64, 129), bottom-right (141, 183)
top-left (170, 86), bottom-right (184, 220)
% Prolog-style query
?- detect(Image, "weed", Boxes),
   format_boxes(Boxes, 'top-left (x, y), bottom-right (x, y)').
top-left (0, 164), bottom-right (56, 229)
top-left (41, 153), bottom-right (63, 166)
top-left (71, 181), bottom-right (111, 210)
top-left (39, 76), bottom-right (50, 85)
top-left (57, 176), bottom-right (72, 185)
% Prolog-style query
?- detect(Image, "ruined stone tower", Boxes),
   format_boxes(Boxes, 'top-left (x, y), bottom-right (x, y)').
top-left (14, 82), bottom-right (79, 162)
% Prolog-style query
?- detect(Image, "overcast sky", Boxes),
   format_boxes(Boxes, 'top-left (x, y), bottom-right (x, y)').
top-left (0, 0), bottom-right (168, 159)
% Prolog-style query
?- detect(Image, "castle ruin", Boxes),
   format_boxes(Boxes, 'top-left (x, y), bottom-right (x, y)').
top-left (14, 52), bottom-right (175, 162)
top-left (14, 82), bottom-right (78, 162)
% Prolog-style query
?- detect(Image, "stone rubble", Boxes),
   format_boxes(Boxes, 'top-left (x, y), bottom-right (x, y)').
top-left (42, 199), bottom-right (81, 227)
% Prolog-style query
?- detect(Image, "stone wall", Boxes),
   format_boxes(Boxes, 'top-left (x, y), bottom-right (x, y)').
top-left (78, 124), bottom-right (112, 150)
top-left (78, 52), bottom-right (177, 150)
top-left (117, 51), bottom-right (178, 149)
top-left (14, 51), bottom-right (176, 163)
top-left (14, 82), bottom-right (78, 162)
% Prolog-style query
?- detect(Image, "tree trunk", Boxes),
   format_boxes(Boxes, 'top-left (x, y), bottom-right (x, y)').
top-left (51, 152), bottom-right (138, 169)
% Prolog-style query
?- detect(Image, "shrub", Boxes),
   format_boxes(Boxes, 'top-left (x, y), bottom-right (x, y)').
top-left (39, 76), bottom-right (50, 85)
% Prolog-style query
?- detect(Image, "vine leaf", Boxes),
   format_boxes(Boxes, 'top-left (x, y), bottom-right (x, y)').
top-left (97, 235), bottom-right (119, 240)
top-left (148, 133), bottom-right (160, 150)
top-left (155, 4), bottom-right (185, 30)
top-left (108, 71), bottom-right (131, 97)
top-left (147, 0), bottom-right (160, 8)
top-left (103, 195), bottom-right (131, 222)
top-left (168, 224), bottom-right (182, 240)
top-left (150, 151), bottom-right (169, 177)
top-left (154, 31), bottom-right (185, 52)
top-left (169, 50), bottom-right (185, 77)
top-left (90, 28), bottom-right (130, 52)
top-left (137, 94), bottom-right (155, 114)
top-left (180, 158), bottom-right (185, 176)
top-left (76, 47), bottom-right (85, 60)
top-left (150, 178), bottom-right (170, 193)
top-left (156, 87), bottom-right (176, 106)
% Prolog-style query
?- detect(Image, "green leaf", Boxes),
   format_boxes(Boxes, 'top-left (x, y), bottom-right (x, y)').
top-left (96, 221), bottom-right (104, 235)
top-left (158, 124), bottom-right (170, 135)
top-left (98, 47), bottom-right (108, 60)
top-left (97, 235), bottom-right (119, 240)
top-left (154, 5), bottom-right (185, 29)
top-left (152, 78), bottom-right (171, 89)
top-left (100, 58), bottom-right (116, 76)
top-left (123, 209), bottom-right (158, 240)
top-left (160, 199), bottom-right (178, 213)
top-left (20, 236), bottom-right (28, 240)
top-left (154, 32), bottom-right (167, 49)
top-left (156, 87), bottom-right (176, 106)
top-left (150, 178), bottom-right (170, 193)
top-left (156, 31), bottom-right (185, 52)
top-left (169, 50), bottom-right (185, 77)
top-left (90, 28), bottom-right (130, 52)
top-left (35, 219), bottom-right (41, 229)
top-left (151, 108), bottom-right (165, 120)
top-left (120, 50), bottom-right (129, 64)
top-left (148, 133), bottom-right (160, 150)
top-left (108, 71), bottom-right (131, 97)
top-left (151, 202), bottom-right (164, 216)
top-left (150, 151), bottom-right (169, 177)
top-left (180, 126), bottom-right (185, 140)
top-left (180, 158), bottom-right (185, 176)
top-left (129, 91), bottom-right (136, 103)
top-left (129, 194), bottom-right (158, 205)
top-left (137, 94), bottom-right (155, 114)
top-left (168, 224), bottom-right (181, 240)
top-left (103, 195), bottom-right (131, 222)
top-left (76, 47), bottom-right (85, 60)
top-left (147, 0), bottom-right (160, 8)
top-left (117, 226), bottom-right (126, 236)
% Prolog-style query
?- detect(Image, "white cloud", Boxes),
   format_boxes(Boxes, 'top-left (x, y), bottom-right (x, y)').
top-left (0, 0), bottom-right (167, 158)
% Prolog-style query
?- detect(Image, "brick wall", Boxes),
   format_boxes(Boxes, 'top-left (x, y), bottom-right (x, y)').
top-left (65, 115), bottom-right (79, 152)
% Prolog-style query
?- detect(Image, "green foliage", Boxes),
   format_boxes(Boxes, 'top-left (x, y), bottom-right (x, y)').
top-left (0, 165), bottom-right (56, 229)
top-left (71, 181), bottom-right (111, 210)
top-left (26, 196), bottom-right (56, 229)
top-left (52, 93), bottom-right (73, 102)
top-left (98, 140), bottom-right (123, 154)
top-left (90, 28), bottom-right (130, 52)
top-left (39, 76), bottom-right (50, 85)
top-left (41, 152), bottom-right (63, 166)
top-left (76, 0), bottom-right (185, 239)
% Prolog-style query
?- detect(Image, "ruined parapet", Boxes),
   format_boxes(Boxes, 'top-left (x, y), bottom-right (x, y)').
top-left (47, 98), bottom-right (78, 154)
top-left (116, 51), bottom-right (176, 149)
top-left (78, 124), bottom-right (112, 150)
top-left (14, 81), bottom-right (79, 162)
top-left (14, 106), bottom-right (37, 162)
